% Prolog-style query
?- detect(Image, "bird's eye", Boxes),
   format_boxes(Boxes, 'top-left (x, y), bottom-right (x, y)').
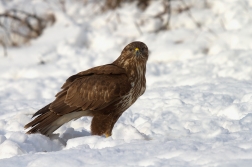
top-left (129, 48), bottom-right (133, 52)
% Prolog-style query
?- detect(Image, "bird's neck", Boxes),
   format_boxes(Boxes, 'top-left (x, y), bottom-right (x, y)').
top-left (113, 58), bottom-right (146, 81)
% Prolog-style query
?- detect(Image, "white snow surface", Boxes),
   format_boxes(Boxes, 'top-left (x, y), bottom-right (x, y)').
top-left (1, 0), bottom-right (252, 166)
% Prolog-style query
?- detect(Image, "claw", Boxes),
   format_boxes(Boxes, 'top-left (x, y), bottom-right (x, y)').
top-left (105, 132), bottom-right (111, 138)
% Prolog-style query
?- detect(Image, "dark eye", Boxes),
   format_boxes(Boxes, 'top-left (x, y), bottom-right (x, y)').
top-left (129, 48), bottom-right (133, 52)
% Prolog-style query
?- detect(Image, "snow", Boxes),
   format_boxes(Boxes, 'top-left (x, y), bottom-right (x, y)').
top-left (1, 0), bottom-right (252, 166)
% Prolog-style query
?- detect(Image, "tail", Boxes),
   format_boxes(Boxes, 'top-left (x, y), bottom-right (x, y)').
top-left (24, 104), bottom-right (91, 136)
top-left (24, 104), bottom-right (61, 136)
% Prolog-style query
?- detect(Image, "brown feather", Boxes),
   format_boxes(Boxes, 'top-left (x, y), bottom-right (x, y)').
top-left (32, 103), bottom-right (51, 118)
top-left (24, 41), bottom-right (148, 137)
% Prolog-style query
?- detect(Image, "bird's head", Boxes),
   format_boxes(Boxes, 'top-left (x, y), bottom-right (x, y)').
top-left (113, 41), bottom-right (148, 73)
top-left (121, 41), bottom-right (149, 62)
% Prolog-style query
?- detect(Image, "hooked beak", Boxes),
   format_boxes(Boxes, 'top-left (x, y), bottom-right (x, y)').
top-left (135, 48), bottom-right (140, 56)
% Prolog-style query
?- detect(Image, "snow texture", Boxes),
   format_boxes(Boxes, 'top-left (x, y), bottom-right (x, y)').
top-left (1, 0), bottom-right (252, 166)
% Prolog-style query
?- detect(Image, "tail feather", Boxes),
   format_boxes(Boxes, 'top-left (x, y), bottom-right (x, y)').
top-left (25, 111), bottom-right (61, 135)
top-left (32, 103), bottom-right (51, 118)
top-left (25, 104), bottom-right (91, 136)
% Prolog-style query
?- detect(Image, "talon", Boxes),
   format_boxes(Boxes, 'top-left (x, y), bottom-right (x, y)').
top-left (105, 133), bottom-right (111, 138)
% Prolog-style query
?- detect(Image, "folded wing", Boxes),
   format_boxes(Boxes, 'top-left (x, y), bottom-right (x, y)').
top-left (33, 64), bottom-right (131, 117)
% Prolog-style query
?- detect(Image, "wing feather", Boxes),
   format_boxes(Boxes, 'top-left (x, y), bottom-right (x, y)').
top-left (49, 64), bottom-right (131, 115)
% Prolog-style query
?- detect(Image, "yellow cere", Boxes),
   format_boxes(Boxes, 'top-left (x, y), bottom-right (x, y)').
top-left (135, 48), bottom-right (139, 51)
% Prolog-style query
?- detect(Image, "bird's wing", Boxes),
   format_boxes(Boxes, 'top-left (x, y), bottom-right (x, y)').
top-left (47, 64), bottom-right (131, 115)
top-left (60, 64), bottom-right (127, 89)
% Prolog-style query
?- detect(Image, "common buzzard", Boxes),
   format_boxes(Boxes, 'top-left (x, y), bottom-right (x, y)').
top-left (24, 41), bottom-right (148, 137)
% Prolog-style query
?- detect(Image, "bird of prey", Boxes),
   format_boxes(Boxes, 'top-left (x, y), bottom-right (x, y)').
top-left (24, 41), bottom-right (148, 137)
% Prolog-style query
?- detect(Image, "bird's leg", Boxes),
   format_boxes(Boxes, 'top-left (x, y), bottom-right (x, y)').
top-left (91, 113), bottom-right (122, 137)
top-left (104, 113), bottom-right (122, 137)
top-left (91, 114), bottom-right (112, 136)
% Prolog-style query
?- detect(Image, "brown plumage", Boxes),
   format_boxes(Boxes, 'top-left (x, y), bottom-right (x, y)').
top-left (24, 41), bottom-right (148, 137)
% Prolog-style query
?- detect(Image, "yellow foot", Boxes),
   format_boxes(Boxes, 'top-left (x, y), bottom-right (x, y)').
top-left (105, 132), bottom-right (111, 138)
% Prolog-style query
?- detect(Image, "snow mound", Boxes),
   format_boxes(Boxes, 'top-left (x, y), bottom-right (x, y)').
top-left (1, 0), bottom-right (252, 166)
